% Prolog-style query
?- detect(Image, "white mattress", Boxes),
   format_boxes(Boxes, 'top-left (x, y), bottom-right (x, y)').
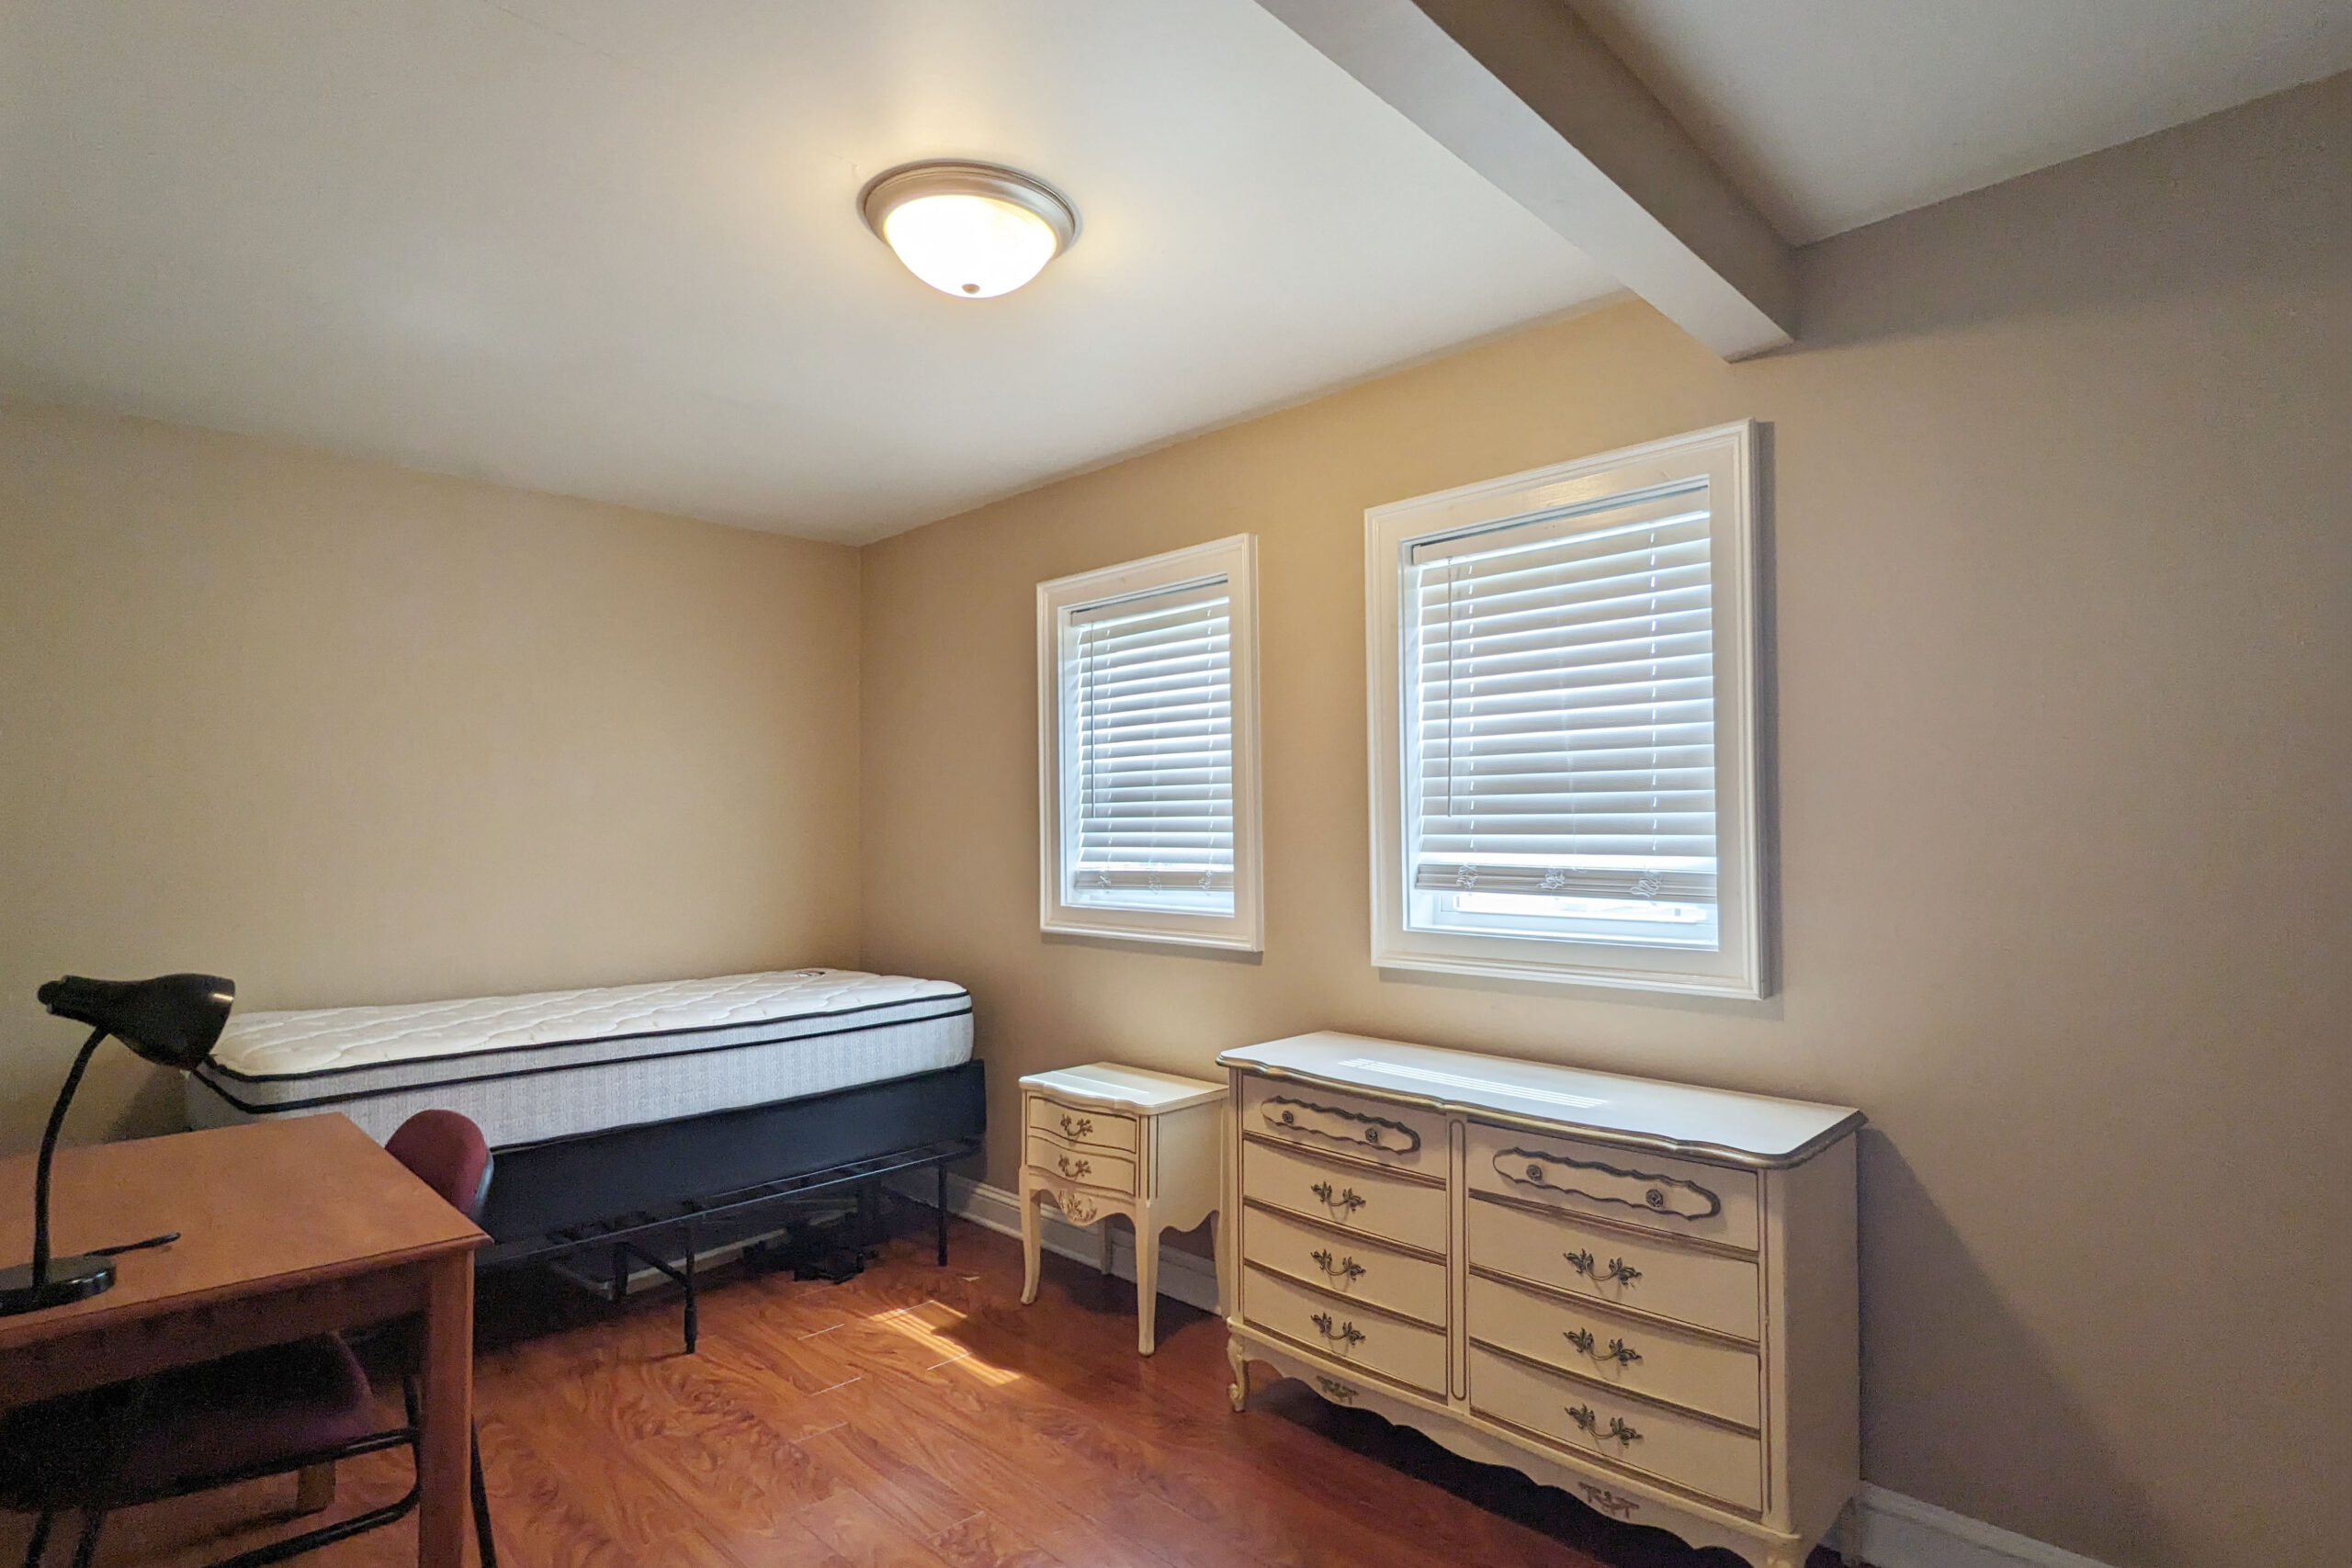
top-left (186, 969), bottom-right (972, 1148)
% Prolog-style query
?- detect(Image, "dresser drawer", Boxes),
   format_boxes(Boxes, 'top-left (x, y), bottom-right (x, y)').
top-left (1467, 1346), bottom-right (1762, 1513)
top-left (1239, 1073), bottom-right (1446, 1179)
top-left (1468, 1195), bottom-right (1759, 1341)
top-left (1466, 1122), bottom-right (1758, 1251)
top-left (1026, 1132), bottom-right (1137, 1196)
top-left (1467, 1272), bottom-right (1758, 1428)
top-left (1242, 1137), bottom-right (1448, 1254)
top-left (1025, 1096), bottom-right (1139, 1155)
top-left (1243, 1204), bottom-right (1448, 1328)
top-left (1244, 1265), bottom-right (1448, 1395)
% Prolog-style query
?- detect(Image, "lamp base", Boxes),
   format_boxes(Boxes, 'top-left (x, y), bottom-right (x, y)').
top-left (0, 1254), bottom-right (116, 1316)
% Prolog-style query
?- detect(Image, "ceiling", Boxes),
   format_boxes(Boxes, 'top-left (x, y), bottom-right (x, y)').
top-left (0, 1), bottom-right (1615, 543)
top-left (1570, 0), bottom-right (2352, 243)
top-left (4, 4), bottom-right (2346, 541)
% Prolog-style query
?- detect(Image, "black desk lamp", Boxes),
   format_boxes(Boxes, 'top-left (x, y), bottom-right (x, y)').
top-left (0, 974), bottom-right (235, 1316)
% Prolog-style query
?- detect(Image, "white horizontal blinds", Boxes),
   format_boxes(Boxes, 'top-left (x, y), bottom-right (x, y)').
top-left (1068, 578), bottom-right (1235, 909)
top-left (1409, 482), bottom-right (1718, 905)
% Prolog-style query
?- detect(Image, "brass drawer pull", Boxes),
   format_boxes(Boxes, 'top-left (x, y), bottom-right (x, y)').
top-left (1310, 1248), bottom-right (1366, 1285)
top-left (1309, 1312), bottom-right (1365, 1350)
top-left (1565, 1249), bottom-right (1642, 1287)
top-left (1058, 1112), bottom-right (1094, 1139)
top-left (1565, 1327), bottom-right (1643, 1367)
top-left (1056, 1154), bottom-right (1092, 1179)
top-left (1567, 1404), bottom-right (1642, 1447)
top-left (1310, 1180), bottom-right (1366, 1215)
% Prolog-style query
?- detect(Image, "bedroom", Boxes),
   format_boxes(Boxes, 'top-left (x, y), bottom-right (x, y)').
top-left (1, 5), bottom-right (2346, 1568)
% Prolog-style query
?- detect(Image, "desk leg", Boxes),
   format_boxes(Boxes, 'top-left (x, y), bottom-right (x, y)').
top-left (418, 1254), bottom-right (475, 1568)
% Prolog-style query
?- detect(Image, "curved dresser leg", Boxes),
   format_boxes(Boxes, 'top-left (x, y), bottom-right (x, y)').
top-left (1018, 1185), bottom-right (1044, 1306)
top-left (1135, 1208), bottom-right (1159, 1356)
top-left (1225, 1335), bottom-right (1250, 1411)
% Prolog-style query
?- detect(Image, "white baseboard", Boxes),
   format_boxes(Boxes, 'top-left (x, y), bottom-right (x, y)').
top-left (1843, 1484), bottom-right (2120, 1568)
top-left (890, 1179), bottom-right (2112, 1568)
top-left (886, 1171), bottom-right (1221, 1314)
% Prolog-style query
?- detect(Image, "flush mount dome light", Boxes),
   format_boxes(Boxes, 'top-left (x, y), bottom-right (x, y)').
top-left (859, 161), bottom-right (1078, 299)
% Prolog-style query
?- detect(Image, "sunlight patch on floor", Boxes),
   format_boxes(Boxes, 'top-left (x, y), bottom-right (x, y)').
top-left (865, 1301), bottom-right (1021, 1386)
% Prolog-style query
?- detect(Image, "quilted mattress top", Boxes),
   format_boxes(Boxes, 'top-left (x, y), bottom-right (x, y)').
top-left (208, 968), bottom-right (968, 1080)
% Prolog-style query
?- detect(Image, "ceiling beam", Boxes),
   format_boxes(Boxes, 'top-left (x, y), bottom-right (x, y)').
top-left (1256, 0), bottom-right (1795, 359)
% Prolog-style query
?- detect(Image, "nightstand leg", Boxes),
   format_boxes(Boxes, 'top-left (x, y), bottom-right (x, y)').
top-left (1019, 1185), bottom-right (1043, 1306)
top-left (1135, 1210), bottom-right (1159, 1356)
top-left (1225, 1334), bottom-right (1250, 1411)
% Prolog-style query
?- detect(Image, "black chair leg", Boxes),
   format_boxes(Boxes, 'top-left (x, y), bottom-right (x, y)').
top-left (66, 1512), bottom-right (100, 1568)
top-left (469, 1424), bottom-right (497, 1568)
top-left (20, 1510), bottom-right (52, 1568)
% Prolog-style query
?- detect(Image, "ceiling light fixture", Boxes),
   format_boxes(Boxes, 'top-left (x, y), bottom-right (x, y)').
top-left (859, 161), bottom-right (1078, 299)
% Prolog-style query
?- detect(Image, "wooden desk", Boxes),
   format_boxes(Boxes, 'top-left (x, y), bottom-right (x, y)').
top-left (0, 1115), bottom-right (487, 1567)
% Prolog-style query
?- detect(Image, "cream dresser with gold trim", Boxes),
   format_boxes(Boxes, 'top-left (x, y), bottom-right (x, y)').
top-left (1220, 1032), bottom-right (1863, 1568)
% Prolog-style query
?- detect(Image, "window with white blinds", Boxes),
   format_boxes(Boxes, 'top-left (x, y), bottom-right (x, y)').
top-left (1038, 536), bottom-right (1261, 950)
top-left (1366, 424), bottom-right (1765, 997)
top-left (1408, 485), bottom-right (1719, 950)
top-left (1067, 581), bottom-right (1234, 915)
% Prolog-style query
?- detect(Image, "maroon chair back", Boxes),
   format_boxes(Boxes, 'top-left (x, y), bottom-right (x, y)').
top-left (385, 1110), bottom-right (493, 1223)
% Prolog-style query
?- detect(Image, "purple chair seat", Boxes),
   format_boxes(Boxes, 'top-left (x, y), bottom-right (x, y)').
top-left (0, 1337), bottom-right (375, 1510)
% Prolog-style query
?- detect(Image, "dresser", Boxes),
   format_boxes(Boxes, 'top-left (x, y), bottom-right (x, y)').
top-left (1018, 1062), bottom-right (1225, 1355)
top-left (1219, 1032), bottom-right (1862, 1568)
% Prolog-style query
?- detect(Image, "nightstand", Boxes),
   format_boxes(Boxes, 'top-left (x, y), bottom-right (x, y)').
top-left (1017, 1062), bottom-right (1225, 1355)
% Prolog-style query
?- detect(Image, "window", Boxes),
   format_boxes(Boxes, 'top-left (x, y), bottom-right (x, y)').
top-left (1365, 423), bottom-right (1767, 997)
top-left (1037, 535), bottom-right (1261, 950)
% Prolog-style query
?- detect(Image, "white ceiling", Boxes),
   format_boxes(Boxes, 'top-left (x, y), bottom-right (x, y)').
top-left (7, 5), bottom-right (2345, 541)
top-left (1571, 0), bottom-right (2352, 243)
top-left (0, 1), bottom-right (1615, 543)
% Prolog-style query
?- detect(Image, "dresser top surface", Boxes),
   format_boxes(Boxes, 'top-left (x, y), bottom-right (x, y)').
top-left (1021, 1060), bottom-right (1226, 1112)
top-left (1220, 1032), bottom-right (1862, 1168)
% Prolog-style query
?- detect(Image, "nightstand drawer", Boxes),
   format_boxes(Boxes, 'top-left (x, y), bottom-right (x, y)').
top-left (1243, 1203), bottom-right (1447, 1327)
top-left (1467, 1346), bottom-right (1762, 1513)
top-left (1467, 1194), bottom-right (1759, 1342)
top-left (1467, 1271), bottom-right (1759, 1427)
top-left (1025, 1097), bottom-right (1139, 1154)
top-left (1244, 1265), bottom-right (1447, 1395)
top-left (1466, 1122), bottom-right (1758, 1251)
top-left (1238, 1073), bottom-right (1445, 1179)
top-left (1242, 1137), bottom-right (1447, 1254)
top-left (1026, 1133), bottom-right (1136, 1196)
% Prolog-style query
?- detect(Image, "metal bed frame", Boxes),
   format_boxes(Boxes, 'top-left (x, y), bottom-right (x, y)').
top-left (473, 1060), bottom-right (984, 1352)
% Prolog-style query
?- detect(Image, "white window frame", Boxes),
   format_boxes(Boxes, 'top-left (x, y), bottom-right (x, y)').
top-left (1037, 534), bottom-right (1262, 951)
top-left (1364, 422), bottom-right (1769, 998)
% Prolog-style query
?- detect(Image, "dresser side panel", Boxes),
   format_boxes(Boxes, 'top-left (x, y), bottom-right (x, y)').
top-left (1767, 1137), bottom-right (1860, 1545)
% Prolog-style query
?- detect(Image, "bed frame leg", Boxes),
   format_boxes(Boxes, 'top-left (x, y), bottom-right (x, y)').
top-left (934, 1163), bottom-right (950, 1265)
top-left (680, 1223), bottom-right (697, 1355)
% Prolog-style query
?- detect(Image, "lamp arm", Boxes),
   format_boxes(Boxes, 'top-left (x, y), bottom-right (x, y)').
top-left (31, 1026), bottom-right (111, 1286)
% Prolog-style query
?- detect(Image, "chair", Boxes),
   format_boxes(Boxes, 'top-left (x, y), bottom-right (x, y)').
top-left (0, 1111), bottom-right (500, 1568)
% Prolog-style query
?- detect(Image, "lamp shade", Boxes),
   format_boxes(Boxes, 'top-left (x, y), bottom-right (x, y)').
top-left (38, 974), bottom-right (235, 1069)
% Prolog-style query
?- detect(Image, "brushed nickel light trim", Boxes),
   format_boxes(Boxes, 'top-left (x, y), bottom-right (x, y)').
top-left (857, 160), bottom-right (1079, 296)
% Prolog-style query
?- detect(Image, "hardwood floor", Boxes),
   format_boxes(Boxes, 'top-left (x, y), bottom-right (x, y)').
top-left (1, 1205), bottom-right (1846, 1568)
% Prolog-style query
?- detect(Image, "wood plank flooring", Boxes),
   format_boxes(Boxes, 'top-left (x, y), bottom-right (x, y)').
top-left (0, 1206), bottom-right (1845, 1568)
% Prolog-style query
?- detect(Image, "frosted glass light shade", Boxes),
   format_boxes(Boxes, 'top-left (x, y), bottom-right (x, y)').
top-left (860, 162), bottom-right (1078, 299)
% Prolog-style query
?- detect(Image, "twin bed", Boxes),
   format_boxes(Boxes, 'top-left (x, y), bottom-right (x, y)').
top-left (187, 969), bottom-right (985, 1346)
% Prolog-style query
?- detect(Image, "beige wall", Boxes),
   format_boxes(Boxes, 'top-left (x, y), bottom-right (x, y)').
top-left (860, 77), bottom-right (2351, 1568)
top-left (0, 398), bottom-right (863, 1151)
